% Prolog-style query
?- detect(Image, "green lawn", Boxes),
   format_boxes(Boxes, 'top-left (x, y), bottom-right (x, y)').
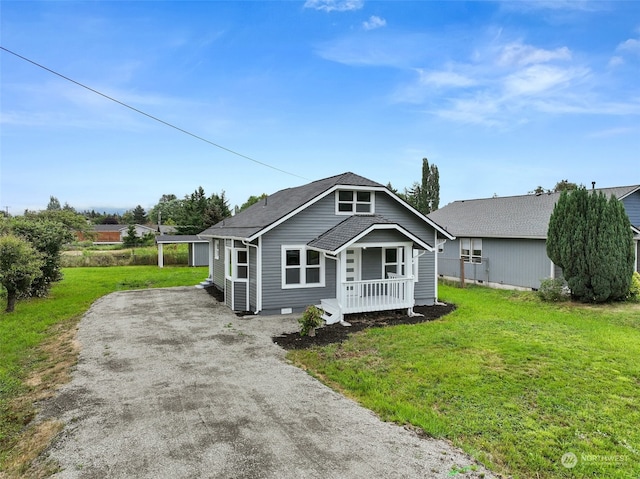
top-left (0, 266), bottom-right (208, 474)
top-left (289, 284), bottom-right (640, 479)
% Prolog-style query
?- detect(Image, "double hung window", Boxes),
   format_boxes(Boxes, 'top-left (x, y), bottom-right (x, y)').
top-left (461, 238), bottom-right (482, 263)
top-left (282, 246), bottom-right (324, 288)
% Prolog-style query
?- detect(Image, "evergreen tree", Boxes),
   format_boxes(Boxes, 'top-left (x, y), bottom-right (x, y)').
top-left (46, 196), bottom-right (61, 211)
top-left (175, 187), bottom-right (231, 235)
top-left (132, 205), bottom-right (148, 224)
top-left (412, 158), bottom-right (440, 214)
top-left (547, 188), bottom-right (634, 302)
top-left (123, 225), bottom-right (140, 247)
top-left (426, 161), bottom-right (440, 212)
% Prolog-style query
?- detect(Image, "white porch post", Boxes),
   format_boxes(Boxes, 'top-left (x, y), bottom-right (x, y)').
top-left (158, 243), bottom-right (164, 268)
top-left (433, 230), bottom-right (438, 301)
top-left (336, 251), bottom-right (343, 305)
top-left (208, 240), bottom-right (215, 280)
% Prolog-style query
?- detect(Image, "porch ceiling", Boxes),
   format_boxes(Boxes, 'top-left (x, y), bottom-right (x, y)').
top-left (307, 214), bottom-right (433, 254)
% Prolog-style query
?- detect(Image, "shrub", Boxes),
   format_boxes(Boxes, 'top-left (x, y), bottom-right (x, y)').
top-left (538, 277), bottom-right (570, 302)
top-left (627, 271), bottom-right (640, 302)
top-left (298, 305), bottom-right (324, 337)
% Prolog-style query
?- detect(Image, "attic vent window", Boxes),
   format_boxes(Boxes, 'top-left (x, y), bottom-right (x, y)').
top-left (336, 190), bottom-right (374, 215)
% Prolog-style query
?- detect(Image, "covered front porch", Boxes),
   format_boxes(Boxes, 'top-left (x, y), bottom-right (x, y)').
top-left (320, 275), bottom-right (415, 324)
top-left (307, 215), bottom-right (435, 325)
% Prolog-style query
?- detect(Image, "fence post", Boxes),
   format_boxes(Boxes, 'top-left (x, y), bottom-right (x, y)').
top-left (459, 258), bottom-right (465, 288)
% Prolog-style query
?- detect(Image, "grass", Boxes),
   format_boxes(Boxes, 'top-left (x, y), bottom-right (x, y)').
top-left (61, 244), bottom-right (189, 267)
top-left (289, 284), bottom-right (640, 479)
top-left (0, 266), bottom-right (208, 477)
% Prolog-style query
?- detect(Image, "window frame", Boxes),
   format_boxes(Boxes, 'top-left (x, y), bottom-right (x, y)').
top-left (335, 190), bottom-right (375, 215)
top-left (225, 245), bottom-right (249, 280)
top-left (382, 247), bottom-right (406, 278)
top-left (281, 245), bottom-right (325, 289)
top-left (214, 240), bottom-right (220, 260)
top-left (461, 238), bottom-right (482, 264)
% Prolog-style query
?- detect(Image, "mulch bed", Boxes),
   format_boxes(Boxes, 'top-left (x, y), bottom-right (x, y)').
top-left (272, 303), bottom-right (456, 350)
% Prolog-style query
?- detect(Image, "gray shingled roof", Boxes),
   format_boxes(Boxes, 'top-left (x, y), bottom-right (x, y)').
top-left (307, 215), bottom-right (395, 253)
top-left (427, 186), bottom-right (640, 239)
top-left (199, 172), bottom-right (384, 239)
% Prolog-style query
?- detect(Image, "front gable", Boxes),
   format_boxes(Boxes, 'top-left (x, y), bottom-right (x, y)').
top-left (202, 172), bottom-right (450, 315)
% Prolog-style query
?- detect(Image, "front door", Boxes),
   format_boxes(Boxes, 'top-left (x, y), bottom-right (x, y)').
top-left (344, 248), bottom-right (361, 297)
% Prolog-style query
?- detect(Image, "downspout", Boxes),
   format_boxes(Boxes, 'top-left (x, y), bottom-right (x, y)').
top-left (242, 239), bottom-right (261, 314)
top-left (406, 248), bottom-right (429, 317)
top-left (434, 230), bottom-right (447, 305)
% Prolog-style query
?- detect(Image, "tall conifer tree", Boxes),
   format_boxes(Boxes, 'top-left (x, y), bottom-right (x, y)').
top-left (547, 188), bottom-right (633, 302)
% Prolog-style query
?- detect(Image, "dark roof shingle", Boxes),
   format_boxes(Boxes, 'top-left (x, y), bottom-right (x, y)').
top-left (307, 215), bottom-right (394, 252)
top-left (200, 172), bottom-right (384, 239)
top-left (427, 185), bottom-right (640, 239)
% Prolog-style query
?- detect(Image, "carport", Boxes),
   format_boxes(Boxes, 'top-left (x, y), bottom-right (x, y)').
top-left (155, 235), bottom-right (209, 267)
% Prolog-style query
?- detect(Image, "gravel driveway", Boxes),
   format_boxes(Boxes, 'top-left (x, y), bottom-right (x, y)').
top-left (41, 287), bottom-right (493, 478)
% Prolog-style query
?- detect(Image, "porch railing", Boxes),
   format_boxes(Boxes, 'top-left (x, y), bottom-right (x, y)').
top-left (340, 277), bottom-right (414, 314)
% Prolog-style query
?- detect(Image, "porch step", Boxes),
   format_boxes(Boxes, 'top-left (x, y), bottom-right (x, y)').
top-left (319, 298), bottom-right (344, 325)
top-left (195, 278), bottom-right (214, 289)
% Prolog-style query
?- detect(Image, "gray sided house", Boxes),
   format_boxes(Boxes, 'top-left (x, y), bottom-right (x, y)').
top-left (427, 185), bottom-right (640, 291)
top-left (199, 172), bottom-right (454, 323)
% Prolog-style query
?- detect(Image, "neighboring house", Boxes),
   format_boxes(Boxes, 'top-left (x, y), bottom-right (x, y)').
top-left (77, 224), bottom-right (158, 244)
top-left (155, 235), bottom-right (209, 267)
top-left (427, 185), bottom-right (640, 291)
top-left (198, 172), bottom-right (454, 323)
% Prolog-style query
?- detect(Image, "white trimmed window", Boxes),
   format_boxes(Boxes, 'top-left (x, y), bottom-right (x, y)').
top-left (214, 240), bottom-right (220, 260)
top-left (336, 190), bottom-right (374, 215)
top-left (383, 247), bottom-right (406, 277)
top-left (226, 246), bottom-right (248, 280)
top-left (282, 246), bottom-right (325, 288)
top-left (461, 238), bottom-right (482, 263)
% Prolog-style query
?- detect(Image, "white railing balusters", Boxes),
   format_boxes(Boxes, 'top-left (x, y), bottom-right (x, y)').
top-left (339, 277), bottom-right (414, 314)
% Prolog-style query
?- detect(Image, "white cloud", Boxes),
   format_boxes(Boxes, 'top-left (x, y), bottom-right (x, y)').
top-left (304, 0), bottom-right (363, 12)
top-left (418, 69), bottom-right (475, 88)
top-left (363, 15), bottom-right (386, 31)
top-left (503, 64), bottom-right (584, 96)
top-left (616, 38), bottom-right (640, 54)
top-left (434, 95), bottom-right (501, 126)
top-left (315, 33), bottom-right (430, 68)
top-left (497, 42), bottom-right (572, 67)
top-left (608, 55), bottom-right (624, 68)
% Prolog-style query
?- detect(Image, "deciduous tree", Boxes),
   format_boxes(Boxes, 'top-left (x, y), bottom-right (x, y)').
top-left (0, 235), bottom-right (43, 312)
top-left (7, 216), bottom-right (75, 297)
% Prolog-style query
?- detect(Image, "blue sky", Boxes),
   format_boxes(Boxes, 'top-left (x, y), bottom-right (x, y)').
top-left (1, 0), bottom-right (639, 215)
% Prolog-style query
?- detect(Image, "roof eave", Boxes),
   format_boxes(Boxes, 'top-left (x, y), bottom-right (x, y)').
top-left (310, 223), bottom-right (434, 255)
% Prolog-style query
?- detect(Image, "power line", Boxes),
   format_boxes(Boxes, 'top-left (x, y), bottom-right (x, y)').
top-left (0, 46), bottom-right (310, 181)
